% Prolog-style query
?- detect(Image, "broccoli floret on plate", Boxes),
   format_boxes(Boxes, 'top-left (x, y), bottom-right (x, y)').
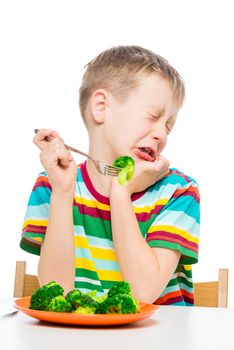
top-left (97, 294), bottom-right (139, 314)
top-left (29, 281), bottom-right (64, 311)
top-left (47, 295), bottom-right (72, 312)
top-left (73, 294), bottom-right (99, 314)
top-left (107, 281), bottom-right (131, 298)
top-left (65, 290), bottom-right (99, 314)
top-left (65, 289), bottom-right (83, 310)
top-left (85, 290), bottom-right (108, 303)
top-left (113, 156), bottom-right (135, 185)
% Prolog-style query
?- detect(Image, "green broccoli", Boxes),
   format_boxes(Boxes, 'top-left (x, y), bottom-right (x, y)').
top-left (74, 306), bottom-right (96, 314)
top-left (29, 281), bottom-right (64, 311)
top-left (85, 290), bottom-right (108, 303)
top-left (108, 281), bottom-right (131, 298)
top-left (97, 294), bottom-right (139, 314)
top-left (47, 295), bottom-right (72, 312)
top-left (113, 156), bottom-right (135, 185)
top-left (73, 294), bottom-right (99, 314)
top-left (65, 290), bottom-right (99, 314)
top-left (65, 289), bottom-right (83, 310)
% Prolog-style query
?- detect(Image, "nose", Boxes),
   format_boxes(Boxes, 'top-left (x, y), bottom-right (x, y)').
top-left (151, 122), bottom-right (167, 144)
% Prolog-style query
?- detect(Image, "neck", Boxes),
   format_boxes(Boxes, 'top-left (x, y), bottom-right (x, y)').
top-left (86, 159), bottom-right (113, 197)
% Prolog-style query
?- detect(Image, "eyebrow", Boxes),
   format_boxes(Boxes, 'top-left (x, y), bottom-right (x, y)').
top-left (149, 105), bottom-right (165, 116)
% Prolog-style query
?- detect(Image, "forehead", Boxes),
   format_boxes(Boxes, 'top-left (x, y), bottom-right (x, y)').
top-left (134, 73), bottom-right (180, 114)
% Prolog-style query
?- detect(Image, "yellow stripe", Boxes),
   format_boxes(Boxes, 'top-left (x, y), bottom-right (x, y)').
top-left (25, 237), bottom-right (42, 244)
top-left (74, 196), bottom-right (168, 214)
top-left (134, 198), bottom-right (169, 214)
top-left (32, 237), bottom-right (43, 242)
top-left (23, 219), bottom-right (48, 229)
top-left (75, 258), bottom-right (96, 271)
top-left (74, 236), bottom-right (89, 249)
top-left (148, 225), bottom-right (199, 244)
top-left (90, 247), bottom-right (117, 261)
top-left (97, 269), bottom-right (123, 281)
top-left (75, 258), bottom-right (122, 281)
top-left (74, 196), bottom-right (110, 211)
top-left (74, 237), bottom-right (117, 261)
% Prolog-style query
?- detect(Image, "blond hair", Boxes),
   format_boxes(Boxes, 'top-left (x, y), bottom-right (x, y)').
top-left (79, 45), bottom-right (185, 121)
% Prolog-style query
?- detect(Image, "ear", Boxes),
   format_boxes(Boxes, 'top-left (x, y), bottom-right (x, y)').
top-left (91, 89), bottom-right (108, 124)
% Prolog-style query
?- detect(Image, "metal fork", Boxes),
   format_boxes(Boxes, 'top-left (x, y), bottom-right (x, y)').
top-left (34, 129), bottom-right (120, 176)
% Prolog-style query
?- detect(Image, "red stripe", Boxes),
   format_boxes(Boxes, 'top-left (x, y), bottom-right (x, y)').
top-left (169, 169), bottom-right (191, 183)
top-left (155, 290), bottom-right (182, 304)
top-left (73, 201), bottom-right (111, 220)
top-left (80, 162), bottom-right (146, 205)
top-left (147, 231), bottom-right (198, 252)
top-left (154, 289), bottom-right (194, 305)
top-left (23, 225), bottom-right (46, 234)
top-left (172, 186), bottom-right (200, 203)
top-left (33, 181), bottom-right (52, 191)
top-left (135, 205), bottom-right (164, 222)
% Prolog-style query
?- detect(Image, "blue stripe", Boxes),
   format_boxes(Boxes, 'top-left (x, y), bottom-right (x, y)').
top-left (24, 204), bottom-right (50, 220)
top-left (28, 188), bottom-right (51, 205)
top-left (153, 210), bottom-right (200, 237)
top-left (164, 195), bottom-right (200, 223)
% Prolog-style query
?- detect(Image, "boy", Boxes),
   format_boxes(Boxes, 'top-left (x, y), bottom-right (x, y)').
top-left (21, 46), bottom-right (200, 305)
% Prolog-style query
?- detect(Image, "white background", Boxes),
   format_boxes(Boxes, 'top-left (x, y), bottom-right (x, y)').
top-left (0, 0), bottom-right (233, 306)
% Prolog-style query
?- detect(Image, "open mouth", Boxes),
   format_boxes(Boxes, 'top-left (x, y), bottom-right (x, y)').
top-left (134, 147), bottom-right (156, 162)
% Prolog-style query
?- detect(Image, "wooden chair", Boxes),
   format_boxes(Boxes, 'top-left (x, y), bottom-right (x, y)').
top-left (194, 268), bottom-right (228, 308)
top-left (14, 261), bottom-right (40, 297)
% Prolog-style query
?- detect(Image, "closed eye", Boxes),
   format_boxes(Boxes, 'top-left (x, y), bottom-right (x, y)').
top-left (149, 113), bottom-right (161, 120)
top-left (166, 121), bottom-right (175, 134)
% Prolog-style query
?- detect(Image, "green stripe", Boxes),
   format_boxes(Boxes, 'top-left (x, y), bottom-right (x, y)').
top-left (73, 207), bottom-right (112, 240)
top-left (148, 240), bottom-right (198, 264)
top-left (178, 276), bottom-right (193, 288)
top-left (23, 232), bottom-right (44, 240)
top-left (167, 277), bottom-right (178, 288)
top-left (76, 268), bottom-right (99, 280)
top-left (179, 265), bottom-right (193, 278)
top-left (75, 281), bottom-right (104, 292)
top-left (20, 239), bottom-right (40, 255)
top-left (100, 280), bottom-right (116, 290)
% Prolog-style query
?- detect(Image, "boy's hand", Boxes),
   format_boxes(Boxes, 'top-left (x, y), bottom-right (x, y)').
top-left (33, 129), bottom-right (77, 196)
top-left (112, 155), bottom-right (170, 195)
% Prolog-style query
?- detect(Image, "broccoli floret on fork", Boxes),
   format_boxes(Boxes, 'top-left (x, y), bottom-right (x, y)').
top-left (113, 156), bottom-right (135, 185)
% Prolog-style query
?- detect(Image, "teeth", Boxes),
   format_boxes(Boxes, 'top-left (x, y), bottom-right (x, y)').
top-left (140, 147), bottom-right (150, 154)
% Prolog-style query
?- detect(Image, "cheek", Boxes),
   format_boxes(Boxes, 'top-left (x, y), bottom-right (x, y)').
top-left (158, 139), bottom-right (167, 153)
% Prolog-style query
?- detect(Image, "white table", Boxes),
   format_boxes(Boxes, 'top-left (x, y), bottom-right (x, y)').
top-left (0, 298), bottom-right (233, 350)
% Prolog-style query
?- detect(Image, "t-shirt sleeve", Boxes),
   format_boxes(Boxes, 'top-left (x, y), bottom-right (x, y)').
top-left (146, 180), bottom-right (200, 265)
top-left (20, 172), bottom-right (52, 255)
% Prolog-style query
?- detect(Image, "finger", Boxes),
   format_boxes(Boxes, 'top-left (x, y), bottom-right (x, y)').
top-left (154, 155), bottom-right (170, 171)
top-left (42, 140), bottom-right (73, 168)
top-left (33, 129), bottom-right (63, 150)
top-left (59, 150), bottom-right (74, 167)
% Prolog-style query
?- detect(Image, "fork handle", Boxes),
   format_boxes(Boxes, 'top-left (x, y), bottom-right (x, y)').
top-left (64, 144), bottom-right (93, 161)
top-left (34, 129), bottom-right (93, 161)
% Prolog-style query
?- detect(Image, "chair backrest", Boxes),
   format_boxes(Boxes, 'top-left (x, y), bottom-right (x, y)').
top-left (194, 268), bottom-right (228, 308)
top-left (14, 261), bottom-right (40, 297)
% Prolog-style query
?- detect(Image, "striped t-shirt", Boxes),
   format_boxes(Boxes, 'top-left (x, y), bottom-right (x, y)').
top-left (20, 161), bottom-right (200, 306)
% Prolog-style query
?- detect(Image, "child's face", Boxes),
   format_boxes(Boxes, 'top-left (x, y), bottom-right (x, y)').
top-left (101, 73), bottom-right (180, 163)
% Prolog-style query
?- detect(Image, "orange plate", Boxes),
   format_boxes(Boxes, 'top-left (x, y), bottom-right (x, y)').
top-left (14, 297), bottom-right (159, 326)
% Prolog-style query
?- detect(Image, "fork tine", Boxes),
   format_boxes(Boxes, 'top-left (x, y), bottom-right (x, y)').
top-left (104, 166), bottom-right (119, 176)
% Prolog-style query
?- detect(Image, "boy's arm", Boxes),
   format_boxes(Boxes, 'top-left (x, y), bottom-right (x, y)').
top-left (33, 129), bottom-right (77, 294)
top-left (110, 184), bottom-right (181, 304)
top-left (38, 193), bottom-right (75, 294)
